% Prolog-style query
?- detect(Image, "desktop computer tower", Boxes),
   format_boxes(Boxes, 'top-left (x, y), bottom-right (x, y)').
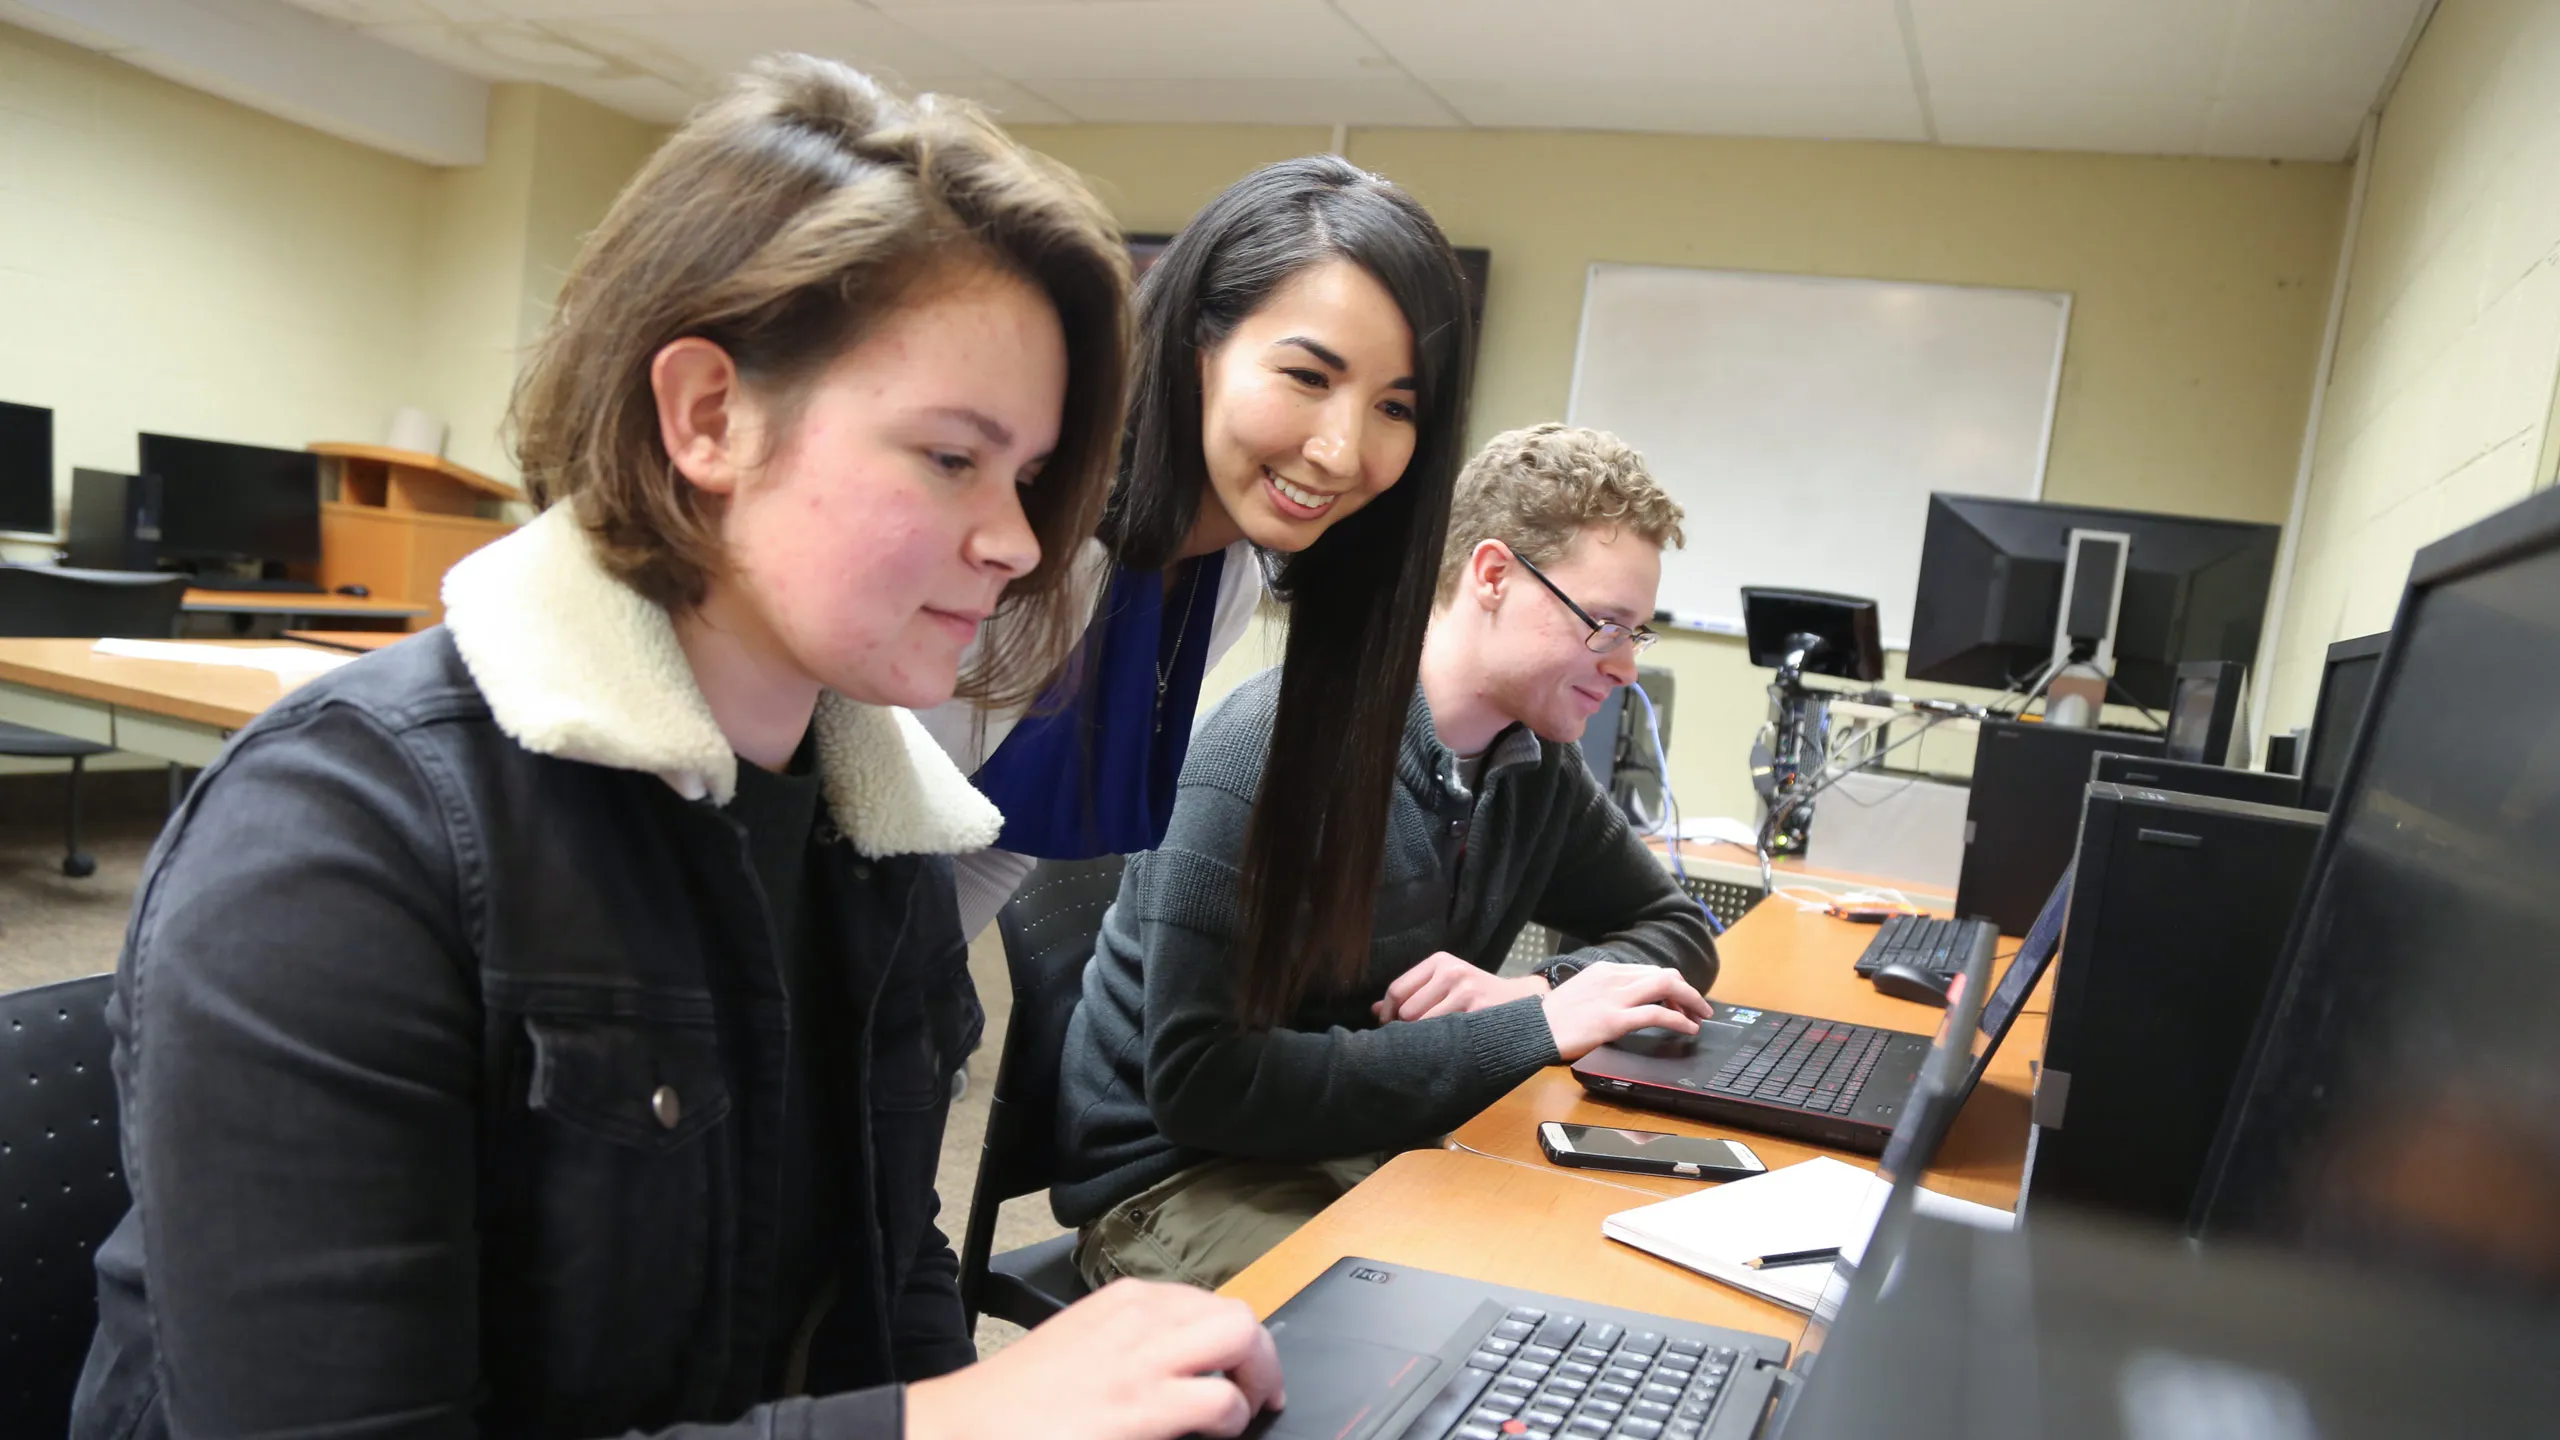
top-left (2025, 784), bottom-right (2323, 1227)
top-left (2090, 751), bottom-right (2302, 809)
top-left (1955, 719), bottom-right (2163, 934)
top-left (65, 468), bottom-right (163, 572)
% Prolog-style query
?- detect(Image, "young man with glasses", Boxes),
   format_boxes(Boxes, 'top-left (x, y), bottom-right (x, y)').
top-left (1052, 424), bottom-right (1716, 1291)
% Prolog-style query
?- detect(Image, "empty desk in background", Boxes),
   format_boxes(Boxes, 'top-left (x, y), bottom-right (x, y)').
top-left (0, 638), bottom-right (329, 767)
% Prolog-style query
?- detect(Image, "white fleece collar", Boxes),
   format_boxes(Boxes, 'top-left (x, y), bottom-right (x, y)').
top-left (441, 505), bottom-right (1001, 859)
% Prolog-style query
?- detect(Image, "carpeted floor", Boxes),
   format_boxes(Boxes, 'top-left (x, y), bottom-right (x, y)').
top-left (0, 781), bottom-right (1065, 1358)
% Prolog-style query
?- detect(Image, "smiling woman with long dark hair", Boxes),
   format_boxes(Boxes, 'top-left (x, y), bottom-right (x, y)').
top-left (918, 155), bottom-right (1478, 972)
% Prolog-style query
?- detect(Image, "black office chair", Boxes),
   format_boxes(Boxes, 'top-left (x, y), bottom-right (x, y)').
top-left (957, 854), bottom-right (1125, 1331)
top-left (0, 973), bottom-right (127, 1437)
top-left (0, 565), bottom-right (191, 877)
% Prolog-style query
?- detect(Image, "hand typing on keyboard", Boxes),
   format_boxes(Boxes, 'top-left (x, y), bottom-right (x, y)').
top-left (904, 1278), bottom-right (1284, 1440)
top-left (1541, 963), bottom-right (1713, 1062)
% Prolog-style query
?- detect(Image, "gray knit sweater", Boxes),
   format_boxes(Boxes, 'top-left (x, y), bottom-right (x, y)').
top-left (1050, 668), bottom-right (1718, 1226)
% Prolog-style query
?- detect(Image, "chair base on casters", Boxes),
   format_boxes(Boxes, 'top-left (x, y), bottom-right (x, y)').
top-left (976, 1233), bottom-right (1089, 1332)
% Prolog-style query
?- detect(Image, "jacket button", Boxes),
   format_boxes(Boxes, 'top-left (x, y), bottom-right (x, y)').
top-left (651, 1086), bottom-right (681, 1130)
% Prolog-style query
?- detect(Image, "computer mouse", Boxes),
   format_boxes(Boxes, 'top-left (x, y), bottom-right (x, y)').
top-left (1869, 962), bottom-right (1952, 1007)
top-left (335, 583), bottom-right (371, 597)
top-left (1611, 1025), bottom-right (1700, 1057)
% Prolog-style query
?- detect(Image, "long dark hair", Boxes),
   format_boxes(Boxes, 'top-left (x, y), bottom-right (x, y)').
top-left (1105, 155), bottom-right (1475, 1028)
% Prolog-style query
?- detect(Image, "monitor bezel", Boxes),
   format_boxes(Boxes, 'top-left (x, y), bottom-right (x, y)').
top-left (2188, 484), bottom-right (2560, 1239)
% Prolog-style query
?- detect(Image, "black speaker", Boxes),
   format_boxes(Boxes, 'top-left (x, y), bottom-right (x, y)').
top-left (64, 468), bottom-right (163, 572)
top-left (2025, 784), bottom-right (2323, 1227)
top-left (1956, 719), bottom-right (2164, 934)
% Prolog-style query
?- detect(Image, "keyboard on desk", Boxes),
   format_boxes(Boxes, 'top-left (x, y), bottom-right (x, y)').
top-left (1851, 915), bottom-right (1997, 979)
top-left (1701, 1016), bottom-right (1891, 1117)
top-left (1421, 1303), bottom-right (1748, 1440)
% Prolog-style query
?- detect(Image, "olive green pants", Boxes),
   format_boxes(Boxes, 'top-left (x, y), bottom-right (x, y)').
top-left (1072, 1152), bottom-right (1393, 1292)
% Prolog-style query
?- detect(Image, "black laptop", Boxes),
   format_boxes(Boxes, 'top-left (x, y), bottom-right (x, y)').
top-left (1565, 873), bottom-right (2069, 1153)
top-left (1239, 941), bottom-right (2001, 1440)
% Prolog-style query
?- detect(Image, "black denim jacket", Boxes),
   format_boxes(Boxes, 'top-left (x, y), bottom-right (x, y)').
top-left (73, 513), bottom-right (1002, 1440)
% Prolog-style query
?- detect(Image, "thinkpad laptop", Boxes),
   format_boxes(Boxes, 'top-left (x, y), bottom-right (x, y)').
top-left (1240, 941), bottom-right (1999, 1440)
top-left (1566, 873), bottom-right (2069, 1153)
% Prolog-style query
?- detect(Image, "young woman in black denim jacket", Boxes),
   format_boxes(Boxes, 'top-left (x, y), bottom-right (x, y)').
top-left (72, 55), bottom-right (1279, 1440)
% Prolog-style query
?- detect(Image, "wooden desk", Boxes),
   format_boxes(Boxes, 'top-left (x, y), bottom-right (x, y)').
top-left (1221, 1149), bottom-right (1810, 1341)
top-left (284, 629), bottom-right (409, 653)
top-left (0, 638), bottom-right (328, 766)
top-left (1221, 888), bottom-right (2048, 1336)
top-left (184, 589), bottom-right (432, 620)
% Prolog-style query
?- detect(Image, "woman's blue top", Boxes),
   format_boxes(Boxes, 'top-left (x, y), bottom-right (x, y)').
top-left (969, 549), bottom-right (1228, 859)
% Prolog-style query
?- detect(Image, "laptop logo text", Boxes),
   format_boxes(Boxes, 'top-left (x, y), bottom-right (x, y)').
top-left (1349, 1266), bottom-right (1392, 1284)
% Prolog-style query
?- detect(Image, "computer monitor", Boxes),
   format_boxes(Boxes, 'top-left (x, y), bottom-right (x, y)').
top-left (2163, 658), bottom-right (2244, 764)
top-left (1739, 587), bottom-right (1885, 682)
top-left (2296, 630), bottom-right (2386, 812)
top-left (139, 433), bottom-right (322, 568)
top-left (0, 399), bottom-right (54, 535)
top-left (1906, 494), bottom-right (2280, 710)
top-left (2192, 486), bottom-right (2560, 1299)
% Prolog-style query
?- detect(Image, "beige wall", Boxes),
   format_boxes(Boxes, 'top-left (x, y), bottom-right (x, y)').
top-left (0, 22), bottom-right (664, 524)
top-left (1022, 123), bottom-right (2352, 822)
top-left (2263, 0), bottom-right (2560, 736)
top-left (415, 83), bottom-right (662, 485)
top-left (0, 22), bottom-right (434, 553)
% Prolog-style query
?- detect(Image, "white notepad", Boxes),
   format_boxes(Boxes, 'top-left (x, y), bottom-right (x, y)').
top-left (1601, 1156), bottom-right (2015, 1314)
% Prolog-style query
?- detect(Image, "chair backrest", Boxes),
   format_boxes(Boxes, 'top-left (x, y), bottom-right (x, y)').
top-left (0, 973), bottom-right (126, 1437)
top-left (978, 855), bottom-right (1127, 1204)
top-left (0, 565), bottom-right (190, 638)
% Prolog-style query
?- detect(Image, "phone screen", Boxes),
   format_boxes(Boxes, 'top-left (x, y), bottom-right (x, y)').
top-left (1555, 1124), bottom-right (1757, 1170)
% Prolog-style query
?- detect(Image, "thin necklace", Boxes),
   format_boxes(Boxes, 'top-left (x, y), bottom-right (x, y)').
top-left (1155, 560), bottom-right (1206, 732)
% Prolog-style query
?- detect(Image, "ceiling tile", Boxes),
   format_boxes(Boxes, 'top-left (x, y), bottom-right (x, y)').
top-left (1909, 0), bottom-right (2235, 93)
top-left (363, 18), bottom-right (633, 83)
top-left (907, 74), bottom-right (1079, 124)
top-left (546, 9), bottom-right (981, 92)
top-left (478, 0), bottom-right (855, 17)
top-left (1437, 79), bottom-right (1928, 142)
top-left (1931, 86), bottom-right (2211, 156)
top-left (2202, 91), bottom-right (2371, 161)
top-left (1028, 75), bottom-right (1456, 125)
top-left (1340, 0), bottom-right (1909, 87)
top-left (282, 0), bottom-right (507, 22)
top-left (2221, 0), bottom-right (2421, 102)
top-left (890, 0), bottom-right (1390, 80)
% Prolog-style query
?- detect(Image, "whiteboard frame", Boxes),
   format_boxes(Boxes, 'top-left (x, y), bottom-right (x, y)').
top-left (1563, 262), bottom-right (2073, 644)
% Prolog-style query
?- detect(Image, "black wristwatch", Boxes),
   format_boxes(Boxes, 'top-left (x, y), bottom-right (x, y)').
top-left (1538, 957), bottom-right (1586, 989)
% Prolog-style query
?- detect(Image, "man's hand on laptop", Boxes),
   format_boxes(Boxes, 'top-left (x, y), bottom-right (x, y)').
top-left (1373, 951), bottom-right (1548, 1022)
top-left (1540, 962), bottom-right (1714, 1061)
top-left (904, 1278), bottom-right (1283, 1440)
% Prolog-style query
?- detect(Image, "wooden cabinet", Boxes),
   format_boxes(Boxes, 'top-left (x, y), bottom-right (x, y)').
top-left (311, 443), bottom-right (520, 628)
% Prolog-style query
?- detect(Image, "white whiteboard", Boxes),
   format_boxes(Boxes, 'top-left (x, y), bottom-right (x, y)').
top-left (1566, 264), bottom-right (2070, 649)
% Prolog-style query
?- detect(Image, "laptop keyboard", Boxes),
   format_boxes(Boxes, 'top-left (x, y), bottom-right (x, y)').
top-left (1852, 915), bottom-right (1997, 979)
top-left (1407, 1304), bottom-right (1744, 1440)
top-left (1701, 1016), bottom-right (1889, 1116)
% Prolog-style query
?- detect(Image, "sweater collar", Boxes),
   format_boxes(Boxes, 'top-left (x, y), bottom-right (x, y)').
top-left (439, 505), bottom-right (1001, 859)
top-left (1403, 684), bottom-right (1548, 802)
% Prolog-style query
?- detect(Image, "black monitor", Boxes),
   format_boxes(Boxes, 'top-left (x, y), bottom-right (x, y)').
top-left (1739, 587), bottom-right (1885, 682)
top-left (139, 433), bottom-right (322, 568)
top-left (2163, 658), bottom-right (2244, 764)
top-left (0, 399), bottom-right (54, 535)
top-left (2192, 486), bottom-right (2560, 1300)
top-left (1906, 494), bottom-right (2280, 710)
top-left (2297, 630), bottom-right (2386, 811)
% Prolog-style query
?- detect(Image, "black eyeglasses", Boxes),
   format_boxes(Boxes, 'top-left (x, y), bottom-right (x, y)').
top-left (1512, 552), bottom-right (1658, 656)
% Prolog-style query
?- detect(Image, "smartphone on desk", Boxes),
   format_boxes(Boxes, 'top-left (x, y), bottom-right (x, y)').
top-left (1537, 1121), bottom-right (1766, 1181)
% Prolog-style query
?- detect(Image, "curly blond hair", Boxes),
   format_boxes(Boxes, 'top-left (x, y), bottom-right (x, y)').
top-left (1436, 424), bottom-right (1685, 602)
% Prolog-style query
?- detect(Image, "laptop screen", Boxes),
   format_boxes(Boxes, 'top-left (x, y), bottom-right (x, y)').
top-left (1784, 930), bottom-right (1997, 1379)
top-left (1974, 871), bottom-right (2070, 1058)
